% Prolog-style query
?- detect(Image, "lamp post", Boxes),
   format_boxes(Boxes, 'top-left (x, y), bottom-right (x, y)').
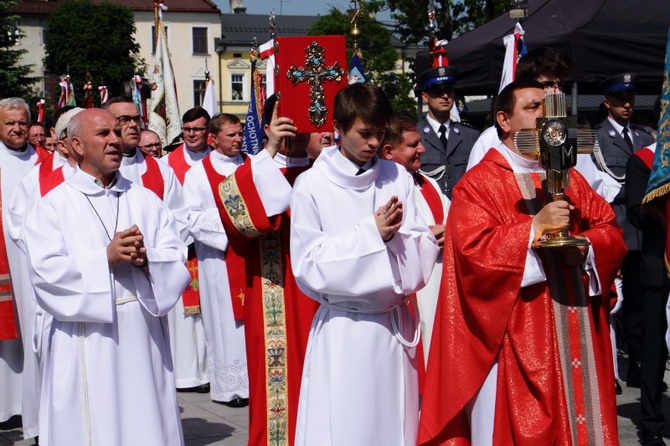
top-left (214, 36), bottom-right (227, 114)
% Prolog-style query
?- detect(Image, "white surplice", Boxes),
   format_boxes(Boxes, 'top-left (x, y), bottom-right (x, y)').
top-left (413, 173), bottom-right (450, 364)
top-left (7, 156), bottom-right (73, 438)
top-left (182, 150), bottom-right (249, 402)
top-left (23, 168), bottom-right (190, 446)
top-left (0, 142), bottom-right (40, 424)
top-left (290, 145), bottom-right (440, 446)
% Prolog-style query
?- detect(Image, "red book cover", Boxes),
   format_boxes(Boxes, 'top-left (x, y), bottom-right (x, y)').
top-left (274, 35), bottom-right (348, 133)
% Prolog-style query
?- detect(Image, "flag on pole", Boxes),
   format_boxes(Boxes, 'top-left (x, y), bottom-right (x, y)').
top-left (131, 74), bottom-right (146, 127)
top-left (499, 22), bottom-right (527, 93)
top-left (36, 99), bottom-right (45, 123)
top-left (348, 51), bottom-right (366, 84)
top-left (57, 75), bottom-right (76, 109)
top-left (99, 85), bottom-right (109, 104)
top-left (242, 62), bottom-right (264, 155)
top-left (259, 39), bottom-right (275, 98)
top-left (148, 22), bottom-right (181, 147)
top-left (643, 26), bottom-right (670, 272)
top-left (202, 78), bottom-right (217, 118)
top-left (82, 81), bottom-right (94, 109)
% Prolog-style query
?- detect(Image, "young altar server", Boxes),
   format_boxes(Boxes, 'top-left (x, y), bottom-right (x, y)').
top-left (290, 83), bottom-right (440, 446)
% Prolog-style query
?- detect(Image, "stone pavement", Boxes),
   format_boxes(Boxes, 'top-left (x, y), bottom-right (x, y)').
top-left (2, 355), bottom-right (670, 445)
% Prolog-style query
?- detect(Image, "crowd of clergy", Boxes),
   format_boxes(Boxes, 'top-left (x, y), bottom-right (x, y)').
top-left (0, 43), bottom-right (666, 446)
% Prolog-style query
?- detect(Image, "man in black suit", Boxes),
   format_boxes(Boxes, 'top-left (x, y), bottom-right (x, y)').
top-left (626, 133), bottom-right (668, 446)
top-left (594, 73), bottom-right (655, 390)
top-left (417, 64), bottom-right (480, 199)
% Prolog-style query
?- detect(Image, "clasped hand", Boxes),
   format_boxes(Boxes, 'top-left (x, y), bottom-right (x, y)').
top-left (375, 196), bottom-right (403, 242)
top-left (107, 225), bottom-right (148, 268)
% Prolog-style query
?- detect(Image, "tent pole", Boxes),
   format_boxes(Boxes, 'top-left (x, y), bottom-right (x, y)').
top-left (571, 81), bottom-right (578, 115)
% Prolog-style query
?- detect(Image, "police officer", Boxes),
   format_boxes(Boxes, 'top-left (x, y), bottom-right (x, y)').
top-left (417, 61), bottom-right (479, 199)
top-left (593, 73), bottom-right (655, 391)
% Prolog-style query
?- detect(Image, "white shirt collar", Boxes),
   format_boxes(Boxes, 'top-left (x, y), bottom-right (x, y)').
top-left (426, 114), bottom-right (450, 136)
top-left (495, 141), bottom-right (544, 173)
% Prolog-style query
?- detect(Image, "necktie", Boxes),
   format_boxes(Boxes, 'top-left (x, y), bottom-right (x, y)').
top-left (356, 167), bottom-right (365, 175)
top-left (438, 124), bottom-right (448, 150)
top-left (622, 127), bottom-right (634, 151)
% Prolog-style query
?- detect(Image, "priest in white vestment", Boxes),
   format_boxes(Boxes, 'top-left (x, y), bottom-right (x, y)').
top-left (379, 114), bottom-right (450, 365)
top-left (0, 98), bottom-right (42, 428)
top-left (23, 109), bottom-right (189, 446)
top-left (181, 113), bottom-right (253, 405)
top-left (290, 84), bottom-right (439, 446)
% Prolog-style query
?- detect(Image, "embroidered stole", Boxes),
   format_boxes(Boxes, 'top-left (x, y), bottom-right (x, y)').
top-left (0, 171), bottom-right (17, 340)
top-left (39, 154), bottom-right (65, 197)
top-left (167, 146), bottom-right (202, 314)
top-left (515, 171), bottom-right (605, 446)
top-left (414, 173), bottom-right (445, 224)
top-left (202, 154), bottom-right (246, 321)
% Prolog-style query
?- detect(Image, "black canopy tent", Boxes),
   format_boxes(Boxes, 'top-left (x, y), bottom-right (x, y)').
top-left (431, 0), bottom-right (670, 96)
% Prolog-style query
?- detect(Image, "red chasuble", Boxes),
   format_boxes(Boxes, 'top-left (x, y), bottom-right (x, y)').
top-left (419, 149), bottom-right (627, 446)
top-left (217, 158), bottom-right (319, 446)
top-left (167, 144), bottom-right (202, 314)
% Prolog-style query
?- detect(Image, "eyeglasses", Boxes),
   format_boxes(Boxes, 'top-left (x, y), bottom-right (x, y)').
top-left (139, 142), bottom-right (162, 150)
top-left (116, 115), bottom-right (143, 126)
top-left (182, 127), bottom-right (208, 134)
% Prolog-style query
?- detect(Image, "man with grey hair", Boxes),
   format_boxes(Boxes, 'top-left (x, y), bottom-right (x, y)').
top-left (0, 97), bottom-right (43, 435)
top-left (23, 108), bottom-right (189, 445)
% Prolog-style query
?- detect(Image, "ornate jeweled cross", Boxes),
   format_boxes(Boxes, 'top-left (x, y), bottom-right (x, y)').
top-left (286, 41), bottom-right (344, 128)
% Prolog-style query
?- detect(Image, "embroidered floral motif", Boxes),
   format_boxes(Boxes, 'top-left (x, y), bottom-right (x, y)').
top-left (219, 177), bottom-right (261, 237)
top-left (260, 231), bottom-right (289, 445)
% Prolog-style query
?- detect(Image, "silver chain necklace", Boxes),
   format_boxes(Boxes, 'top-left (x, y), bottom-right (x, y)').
top-left (83, 192), bottom-right (120, 241)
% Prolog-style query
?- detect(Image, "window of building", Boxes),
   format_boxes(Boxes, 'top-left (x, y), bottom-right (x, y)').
top-left (193, 80), bottom-right (207, 107)
top-left (192, 27), bottom-right (208, 54)
top-left (231, 73), bottom-right (244, 101)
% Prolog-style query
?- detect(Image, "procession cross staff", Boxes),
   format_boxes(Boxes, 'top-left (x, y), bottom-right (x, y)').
top-left (514, 90), bottom-right (599, 248)
top-left (286, 42), bottom-right (344, 128)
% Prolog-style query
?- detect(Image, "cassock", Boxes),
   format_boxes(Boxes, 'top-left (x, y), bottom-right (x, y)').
top-left (6, 152), bottom-right (72, 438)
top-left (412, 172), bottom-right (449, 364)
top-left (0, 141), bottom-right (40, 424)
top-left (23, 168), bottom-right (190, 446)
top-left (418, 145), bottom-right (626, 446)
top-left (162, 143), bottom-right (210, 389)
top-left (181, 150), bottom-right (249, 403)
top-left (217, 150), bottom-right (319, 446)
top-left (290, 145), bottom-right (439, 446)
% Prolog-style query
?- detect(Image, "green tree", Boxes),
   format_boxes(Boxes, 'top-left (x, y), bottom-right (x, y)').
top-left (44, 0), bottom-right (142, 106)
top-left (365, 0), bottom-right (513, 44)
top-left (309, 7), bottom-right (417, 116)
top-left (0, 0), bottom-right (38, 100)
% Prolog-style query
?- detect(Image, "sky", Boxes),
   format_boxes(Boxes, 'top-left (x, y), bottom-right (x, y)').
top-left (214, 0), bottom-right (393, 21)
